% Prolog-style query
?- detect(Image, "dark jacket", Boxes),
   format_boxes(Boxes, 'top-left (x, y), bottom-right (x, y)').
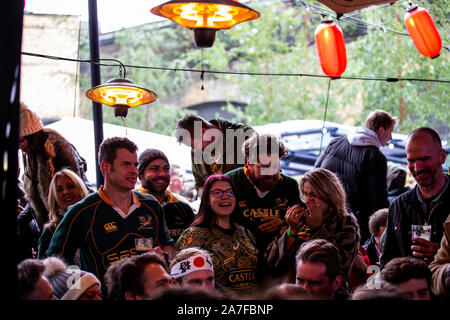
top-left (380, 176), bottom-right (450, 268)
top-left (17, 204), bottom-right (40, 263)
top-left (315, 134), bottom-right (389, 242)
top-left (191, 119), bottom-right (254, 193)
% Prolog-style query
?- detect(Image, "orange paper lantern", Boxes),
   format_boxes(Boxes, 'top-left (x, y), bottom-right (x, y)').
top-left (404, 6), bottom-right (442, 58)
top-left (314, 21), bottom-right (347, 78)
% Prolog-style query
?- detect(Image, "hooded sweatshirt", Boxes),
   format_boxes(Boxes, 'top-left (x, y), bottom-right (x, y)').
top-left (348, 128), bottom-right (381, 148)
top-left (315, 128), bottom-right (389, 241)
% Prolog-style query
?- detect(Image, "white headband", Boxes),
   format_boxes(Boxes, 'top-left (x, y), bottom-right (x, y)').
top-left (170, 254), bottom-right (214, 279)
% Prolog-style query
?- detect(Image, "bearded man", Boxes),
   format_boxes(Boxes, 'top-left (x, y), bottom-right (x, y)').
top-left (138, 149), bottom-right (195, 243)
top-left (226, 132), bottom-right (304, 287)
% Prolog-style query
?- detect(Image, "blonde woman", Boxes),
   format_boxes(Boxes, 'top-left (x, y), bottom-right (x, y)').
top-left (37, 169), bottom-right (89, 259)
top-left (267, 168), bottom-right (360, 291)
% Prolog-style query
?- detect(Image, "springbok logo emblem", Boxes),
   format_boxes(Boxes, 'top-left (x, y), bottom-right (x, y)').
top-left (138, 215), bottom-right (153, 230)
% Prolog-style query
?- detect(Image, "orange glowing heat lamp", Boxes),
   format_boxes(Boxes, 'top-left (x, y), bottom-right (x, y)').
top-left (314, 20), bottom-right (347, 78)
top-left (86, 78), bottom-right (158, 118)
top-left (151, 0), bottom-right (259, 47)
top-left (404, 5), bottom-right (442, 58)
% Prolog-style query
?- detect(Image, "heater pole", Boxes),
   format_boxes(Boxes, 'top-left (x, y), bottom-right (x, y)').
top-left (88, 0), bottom-right (104, 188)
top-left (3, 0), bottom-right (23, 299)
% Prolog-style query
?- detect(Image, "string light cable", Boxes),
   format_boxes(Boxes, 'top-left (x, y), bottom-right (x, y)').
top-left (21, 51), bottom-right (450, 84)
top-left (22, 52), bottom-right (127, 76)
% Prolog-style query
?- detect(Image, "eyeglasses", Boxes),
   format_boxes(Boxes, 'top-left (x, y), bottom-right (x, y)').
top-left (210, 189), bottom-right (234, 198)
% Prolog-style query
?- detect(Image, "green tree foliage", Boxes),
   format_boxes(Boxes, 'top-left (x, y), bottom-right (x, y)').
top-left (79, 0), bottom-right (448, 138)
top-left (341, 0), bottom-right (449, 134)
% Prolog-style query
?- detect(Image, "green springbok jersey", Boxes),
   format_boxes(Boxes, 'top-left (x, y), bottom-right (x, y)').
top-left (175, 224), bottom-right (258, 299)
top-left (226, 167), bottom-right (302, 252)
top-left (47, 187), bottom-right (173, 282)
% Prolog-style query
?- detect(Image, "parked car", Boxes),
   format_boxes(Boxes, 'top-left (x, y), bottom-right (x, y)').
top-left (255, 120), bottom-right (450, 176)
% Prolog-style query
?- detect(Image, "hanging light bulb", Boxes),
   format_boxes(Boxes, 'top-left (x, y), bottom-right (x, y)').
top-left (150, 0), bottom-right (259, 47)
top-left (86, 71), bottom-right (157, 118)
top-left (404, 4), bottom-right (442, 58)
top-left (314, 20), bottom-right (347, 78)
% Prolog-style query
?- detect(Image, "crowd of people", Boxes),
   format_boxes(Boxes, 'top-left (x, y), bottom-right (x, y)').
top-left (16, 105), bottom-right (450, 301)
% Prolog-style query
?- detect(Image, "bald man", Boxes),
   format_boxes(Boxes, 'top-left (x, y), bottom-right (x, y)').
top-left (381, 127), bottom-right (449, 268)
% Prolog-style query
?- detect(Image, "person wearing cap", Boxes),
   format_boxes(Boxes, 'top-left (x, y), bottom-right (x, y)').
top-left (42, 257), bottom-right (102, 300)
top-left (47, 137), bottom-right (174, 285)
top-left (138, 148), bottom-right (195, 243)
top-left (169, 247), bottom-right (215, 291)
top-left (18, 102), bottom-right (95, 229)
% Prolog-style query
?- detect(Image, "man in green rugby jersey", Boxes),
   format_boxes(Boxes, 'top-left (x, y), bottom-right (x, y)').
top-left (47, 137), bottom-right (173, 283)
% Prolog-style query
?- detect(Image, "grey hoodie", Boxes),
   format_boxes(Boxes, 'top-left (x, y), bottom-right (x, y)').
top-left (347, 128), bottom-right (381, 148)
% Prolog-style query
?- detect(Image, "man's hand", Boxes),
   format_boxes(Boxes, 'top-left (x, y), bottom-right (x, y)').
top-left (259, 216), bottom-right (285, 233)
top-left (411, 237), bottom-right (440, 263)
